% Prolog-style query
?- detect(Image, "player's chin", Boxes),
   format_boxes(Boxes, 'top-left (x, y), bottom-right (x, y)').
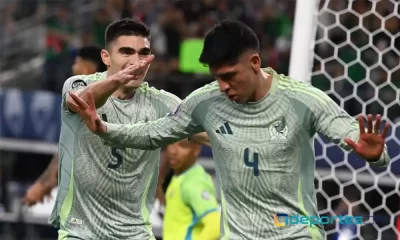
top-left (232, 97), bottom-right (246, 104)
top-left (169, 160), bottom-right (180, 168)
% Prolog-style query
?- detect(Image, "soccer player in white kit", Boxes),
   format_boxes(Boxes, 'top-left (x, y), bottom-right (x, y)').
top-left (70, 20), bottom-right (391, 240)
top-left (50, 18), bottom-right (207, 240)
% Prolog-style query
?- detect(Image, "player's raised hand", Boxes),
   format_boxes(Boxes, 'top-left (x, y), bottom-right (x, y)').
top-left (112, 54), bottom-right (155, 85)
top-left (69, 90), bottom-right (107, 134)
top-left (344, 114), bottom-right (390, 161)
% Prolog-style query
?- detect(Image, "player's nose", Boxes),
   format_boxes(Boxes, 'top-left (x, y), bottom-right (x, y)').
top-left (167, 147), bottom-right (178, 156)
top-left (127, 54), bottom-right (141, 66)
top-left (217, 80), bottom-right (230, 92)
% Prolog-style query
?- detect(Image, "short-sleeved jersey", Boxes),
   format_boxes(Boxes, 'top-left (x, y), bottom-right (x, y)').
top-left (163, 164), bottom-right (219, 240)
top-left (49, 72), bottom-right (181, 240)
top-left (101, 68), bottom-right (390, 240)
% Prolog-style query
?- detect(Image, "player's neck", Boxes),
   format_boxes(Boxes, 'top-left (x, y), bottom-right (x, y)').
top-left (249, 71), bottom-right (272, 102)
top-left (174, 161), bottom-right (196, 175)
top-left (112, 87), bottom-right (137, 100)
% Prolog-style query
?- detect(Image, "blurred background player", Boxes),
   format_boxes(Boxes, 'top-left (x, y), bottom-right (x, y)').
top-left (23, 46), bottom-right (107, 207)
top-left (163, 138), bottom-right (220, 240)
top-left (71, 20), bottom-right (391, 240)
top-left (49, 18), bottom-right (209, 240)
top-left (156, 142), bottom-right (211, 207)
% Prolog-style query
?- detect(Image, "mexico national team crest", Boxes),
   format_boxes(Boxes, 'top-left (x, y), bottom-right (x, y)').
top-left (269, 118), bottom-right (288, 143)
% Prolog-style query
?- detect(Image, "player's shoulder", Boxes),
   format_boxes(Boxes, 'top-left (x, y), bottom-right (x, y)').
top-left (272, 69), bottom-right (331, 104)
top-left (184, 165), bottom-right (212, 185)
top-left (140, 82), bottom-right (181, 101)
top-left (188, 81), bottom-right (220, 98)
top-left (184, 81), bottom-right (222, 105)
top-left (63, 72), bottom-right (106, 88)
top-left (139, 82), bottom-right (182, 110)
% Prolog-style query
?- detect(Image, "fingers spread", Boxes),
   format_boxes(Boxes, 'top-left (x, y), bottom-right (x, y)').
top-left (381, 122), bottom-right (390, 139)
top-left (69, 91), bottom-right (89, 110)
top-left (66, 97), bottom-right (80, 112)
top-left (374, 114), bottom-right (381, 134)
top-left (344, 138), bottom-right (358, 150)
top-left (367, 114), bottom-right (373, 134)
top-left (86, 91), bottom-right (96, 110)
top-left (358, 115), bottom-right (365, 134)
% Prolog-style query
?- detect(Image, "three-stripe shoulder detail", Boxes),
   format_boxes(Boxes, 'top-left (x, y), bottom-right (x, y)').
top-left (278, 78), bottom-right (331, 104)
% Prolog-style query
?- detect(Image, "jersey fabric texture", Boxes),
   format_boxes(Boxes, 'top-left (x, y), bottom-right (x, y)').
top-left (49, 72), bottom-right (181, 240)
top-left (101, 68), bottom-right (390, 240)
top-left (163, 164), bottom-right (219, 240)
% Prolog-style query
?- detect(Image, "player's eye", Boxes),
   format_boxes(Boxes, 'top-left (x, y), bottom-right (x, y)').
top-left (220, 73), bottom-right (235, 81)
top-left (139, 48), bottom-right (151, 56)
top-left (119, 48), bottom-right (135, 55)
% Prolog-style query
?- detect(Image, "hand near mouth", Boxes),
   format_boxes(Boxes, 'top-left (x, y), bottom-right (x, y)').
top-left (113, 55), bottom-right (155, 85)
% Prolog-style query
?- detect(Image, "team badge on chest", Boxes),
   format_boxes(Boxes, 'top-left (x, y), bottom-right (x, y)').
top-left (269, 118), bottom-right (288, 143)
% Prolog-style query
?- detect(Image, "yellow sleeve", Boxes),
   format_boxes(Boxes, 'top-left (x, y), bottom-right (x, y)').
top-left (198, 211), bottom-right (220, 240)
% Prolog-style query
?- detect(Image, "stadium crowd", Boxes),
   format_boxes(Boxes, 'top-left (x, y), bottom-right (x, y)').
top-left (2, 0), bottom-right (399, 122)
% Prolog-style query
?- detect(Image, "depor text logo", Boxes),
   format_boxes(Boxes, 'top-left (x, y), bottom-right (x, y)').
top-left (274, 213), bottom-right (374, 227)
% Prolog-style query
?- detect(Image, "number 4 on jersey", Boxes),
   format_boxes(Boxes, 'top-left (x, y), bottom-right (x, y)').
top-left (244, 148), bottom-right (259, 176)
top-left (101, 114), bottom-right (125, 169)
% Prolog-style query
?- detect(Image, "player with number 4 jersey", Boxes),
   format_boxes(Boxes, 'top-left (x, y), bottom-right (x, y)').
top-left (71, 21), bottom-right (392, 240)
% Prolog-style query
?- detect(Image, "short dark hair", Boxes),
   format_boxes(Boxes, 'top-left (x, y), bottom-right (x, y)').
top-left (105, 18), bottom-right (150, 47)
top-left (199, 20), bottom-right (260, 67)
top-left (77, 46), bottom-right (107, 72)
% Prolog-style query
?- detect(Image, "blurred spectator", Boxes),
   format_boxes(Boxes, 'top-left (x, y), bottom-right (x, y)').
top-left (0, 2), bottom-right (17, 35)
top-left (23, 46), bottom-right (106, 207)
top-left (2, 0), bottom-right (397, 123)
top-left (42, 5), bottom-right (76, 93)
top-left (261, 3), bottom-right (292, 44)
top-left (13, 0), bottom-right (40, 21)
top-left (91, 8), bottom-right (113, 47)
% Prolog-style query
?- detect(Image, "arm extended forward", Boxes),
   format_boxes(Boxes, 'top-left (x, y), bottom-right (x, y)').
top-left (66, 55), bottom-right (154, 112)
top-left (70, 91), bottom-right (204, 150)
top-left (308, 87), bottom-right (390, 167)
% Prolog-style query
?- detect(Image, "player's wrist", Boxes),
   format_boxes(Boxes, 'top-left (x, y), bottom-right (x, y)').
top-left (366, 153), bottom-right (386, 166)
top-left (108, 75), bottom-right (124, 86)
top-left (99, 121), bottom-right (112, 136)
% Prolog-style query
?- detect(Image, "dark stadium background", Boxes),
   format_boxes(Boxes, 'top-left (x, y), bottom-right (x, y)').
top-left (0, 0), bottom-right (399, 239)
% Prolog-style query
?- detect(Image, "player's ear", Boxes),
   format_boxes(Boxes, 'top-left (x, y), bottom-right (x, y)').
top-left (250, 54), bottom-right (261, 72)
top-left (101, 49), bottom-right (111, 67)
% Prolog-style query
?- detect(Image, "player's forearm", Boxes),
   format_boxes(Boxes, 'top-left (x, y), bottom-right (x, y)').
top-left (37, 153), bottom-right (59, 190)
top-left (316, 105), bottom-right (359, 150)
top-left (101, 120), bottom-right (193, 150)
top-left (328, 123), bottom-right (390, 167)
top-left (198, 211), bottom-right (220, 240)
top-left (75, 76), bottom-right (120, 109)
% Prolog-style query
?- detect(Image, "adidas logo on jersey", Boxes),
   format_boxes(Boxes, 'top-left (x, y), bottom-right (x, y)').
top-left (216, 122), bottom-right (233, 135)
